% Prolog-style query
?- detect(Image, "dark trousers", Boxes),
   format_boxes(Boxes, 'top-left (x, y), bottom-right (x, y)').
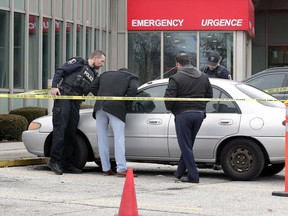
top-left (174, 111), bottom-right (204, 181)
top-left (50, 99), bottom-right (80, 168)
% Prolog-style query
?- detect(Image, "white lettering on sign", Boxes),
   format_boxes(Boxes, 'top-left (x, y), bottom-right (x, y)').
top-left (201, 19), bottom-right (243, 27)
top-left (131, 19), bottom-right (184, 27)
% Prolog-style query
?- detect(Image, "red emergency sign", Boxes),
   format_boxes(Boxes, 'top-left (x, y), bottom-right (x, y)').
top-left (127, 0), bottom-right (255, 37)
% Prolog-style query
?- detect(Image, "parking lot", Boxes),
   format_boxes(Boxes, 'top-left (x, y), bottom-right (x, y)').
top-left (1, 161), bottom-right (288, 216)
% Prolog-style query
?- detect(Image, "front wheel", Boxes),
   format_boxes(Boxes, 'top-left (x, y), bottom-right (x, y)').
top-left (73, 134), bottom-right (88, 169)
top-left (220, 138), bottom-right (265, 181)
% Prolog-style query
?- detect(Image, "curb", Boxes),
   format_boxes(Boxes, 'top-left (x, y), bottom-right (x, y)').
top-left (0, 157), bottom-right (48, 168)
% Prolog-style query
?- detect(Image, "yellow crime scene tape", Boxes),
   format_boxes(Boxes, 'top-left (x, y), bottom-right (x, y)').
top-left (0, 86), bottom-right (288, 102)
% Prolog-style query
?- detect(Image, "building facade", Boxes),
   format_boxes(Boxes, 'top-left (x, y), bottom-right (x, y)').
top-left (0, 0), bottom-right (288, 113)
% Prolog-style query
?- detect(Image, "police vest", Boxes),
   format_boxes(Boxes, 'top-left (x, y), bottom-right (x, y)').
top-left (60, 66), bottom-right (96, 96)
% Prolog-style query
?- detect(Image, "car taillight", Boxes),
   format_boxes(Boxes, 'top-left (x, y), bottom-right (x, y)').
top-left (28, 122), bottom-right (42, 130)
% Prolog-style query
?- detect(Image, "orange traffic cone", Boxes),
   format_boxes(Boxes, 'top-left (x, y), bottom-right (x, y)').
top-left (118, 169), bottom-right (138, 216)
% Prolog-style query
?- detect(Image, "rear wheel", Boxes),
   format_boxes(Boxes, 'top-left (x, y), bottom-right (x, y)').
top-left (260, 163), bottom-right (285, 176)
top-left (73, 134), bottom-right (88, 169)
top-left (220, 138), bottom-right (265, 181)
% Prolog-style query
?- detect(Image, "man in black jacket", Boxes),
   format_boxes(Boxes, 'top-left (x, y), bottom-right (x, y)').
top-left (91, 68), bottom-right (138, 177)
top-left (165, 53), bottom-right (213, 183)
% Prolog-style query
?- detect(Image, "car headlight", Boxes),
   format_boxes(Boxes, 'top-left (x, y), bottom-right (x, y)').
top-left (28, 122), bottom-right (42, 130)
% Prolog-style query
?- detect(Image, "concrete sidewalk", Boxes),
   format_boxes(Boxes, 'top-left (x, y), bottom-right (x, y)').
top-left (0, 142), bottom-right (48, 167)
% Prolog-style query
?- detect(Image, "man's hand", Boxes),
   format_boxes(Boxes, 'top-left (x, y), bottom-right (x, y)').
top-left (50, 87), bottom-right (61, 96)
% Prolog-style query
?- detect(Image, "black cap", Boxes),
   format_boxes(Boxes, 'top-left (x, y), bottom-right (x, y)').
top-left (207, 52), bottom-right (220, 66)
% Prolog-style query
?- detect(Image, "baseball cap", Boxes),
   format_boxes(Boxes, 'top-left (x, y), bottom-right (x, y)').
top-left (207, 52), bottom-right (220, 66)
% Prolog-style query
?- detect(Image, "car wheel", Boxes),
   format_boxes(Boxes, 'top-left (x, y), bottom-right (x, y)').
top-left (220, 138), bottom-right (265, 181)
top-left (260, 163), bottom-right (285, 176)
top-left (73, 134), bottom-right (88, 169)
top-left (95, 160), bottom-right (117, 171)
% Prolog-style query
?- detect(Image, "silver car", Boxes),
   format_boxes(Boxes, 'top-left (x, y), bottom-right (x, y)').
top-left (22, 78), bottom-right (286, 181)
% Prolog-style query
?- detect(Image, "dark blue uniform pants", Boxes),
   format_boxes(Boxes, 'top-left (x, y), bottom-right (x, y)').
top-left (50, 99), bottom-right (80, 168)
top-left (174, 111), bottom-right (204, 181)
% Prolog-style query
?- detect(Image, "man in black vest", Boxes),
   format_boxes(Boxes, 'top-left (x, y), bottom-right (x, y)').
top-left (48, 50), bottom-right (106, 175)
top-left (202, 51), bottom-right (231, 79)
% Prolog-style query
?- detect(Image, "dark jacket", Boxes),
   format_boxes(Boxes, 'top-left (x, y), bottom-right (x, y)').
top-left (91, 68), bottom-right (138, 122)
top-left (52, 56), bottom-right (98, 96)
top-left (202, 65), bottom-right (231, 79)
top-left (164, 65), bottom-right (213, 115)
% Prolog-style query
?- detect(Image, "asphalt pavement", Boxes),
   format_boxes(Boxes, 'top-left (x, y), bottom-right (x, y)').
top-left (1, 141), bottom-right (288, 215)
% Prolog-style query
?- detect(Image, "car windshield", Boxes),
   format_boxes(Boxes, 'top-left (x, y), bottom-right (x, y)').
top-left (236, 83), bottom-right (284, 107)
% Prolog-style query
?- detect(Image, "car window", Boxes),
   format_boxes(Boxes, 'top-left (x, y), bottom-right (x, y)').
top-left (236, 83), bottom-right (284, 108)
top-left (131, 84), bottom-right (168, 113)
top-left (206, 87), bottom-right (239, 114)
top-left (246, 73), bottom-right (285, 90)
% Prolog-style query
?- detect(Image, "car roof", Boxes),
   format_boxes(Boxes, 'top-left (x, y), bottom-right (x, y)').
top-left (139, 77), bottom-right (240, 89)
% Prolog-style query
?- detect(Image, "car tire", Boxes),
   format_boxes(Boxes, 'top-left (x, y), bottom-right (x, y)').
top-left (260, 163), bottom-right (285, 176)
top-left (73, 134), bottom-right (88, 169)
top-left (220, 138), bottom-right (265, 181)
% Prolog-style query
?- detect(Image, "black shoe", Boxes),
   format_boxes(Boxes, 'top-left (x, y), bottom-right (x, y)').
top-left (47, 161), bottom-right (63, 175)
top-left (174, 172), bottom-right (181, 180)
top-left (62, 165), bottom-right (83, 174)
top-left (180, 176), bottom-right (199, 183)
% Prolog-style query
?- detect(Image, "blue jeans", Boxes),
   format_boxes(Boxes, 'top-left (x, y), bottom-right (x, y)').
top-left (96, 109), bottom-right (126, 172)
top-left (174, 111), bottom-right (204, 181)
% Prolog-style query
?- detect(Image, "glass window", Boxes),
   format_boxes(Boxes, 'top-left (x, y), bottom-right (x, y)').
top-left (236, 83), bottom-right (284, 108)
top-left (0, 0), bottom-right (9, 7)
top-left (55, 20), bottom-right (63, 69)
top-left (163, 32), bottom-right (197, 78)
top-left (94, 29), bottom-right (99, 50)
top-left (268, 46), bottom-right (288, 67)
top-left (55, 1), bottom-right (63, 18)
top-left (66, 22), bottom-right (73, 60)
top-left (42, 18), bottom-right (52, 89)
top-left (76, 25), bottom-right (83, 56)
top-left (29, 15), bottom-right (39, 89)
top-left (75, 0), bottom-right (83, 22)
top-left (206, 87), bottom-right (239, 114)
top-left (86, 27), bottom-right (92, 58)
top-left (43, 0), bottom-right (52, 16)
top-left (29, 0), bottom-right (39, 13)
top-left (245, 73), bottom-right (286, 90)
top-left (0, 11), bottom-right (9, 89)
top-left (200, 32), bottom-right (233, 78)
top-left (268, 14), bottom-right (288, 44)
top-left (14, 13), bottom-right (25, 88)
top-left (14, 0), bottom-right (25, 10)
top-left (64, 0), bottom-right (73, 20)
top-left (131, 84), bottom-right (168, 114)
top-left (128, 32), bottom-right (161, 85)
top-left (85, 0), bottom-right (92, 26)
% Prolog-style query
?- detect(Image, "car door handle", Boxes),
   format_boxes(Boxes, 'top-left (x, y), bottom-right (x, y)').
top-left (218, 119), bottom-right (233, 125)
top-left (147, 119), bottom-right (162, 125)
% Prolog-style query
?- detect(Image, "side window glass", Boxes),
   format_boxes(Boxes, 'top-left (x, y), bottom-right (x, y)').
top-left (248, 74), bottom-right (285, 90)
top-left (206, 87), bottom-right (239, 114)
top-left (131, 85), bottom-right (168, 113)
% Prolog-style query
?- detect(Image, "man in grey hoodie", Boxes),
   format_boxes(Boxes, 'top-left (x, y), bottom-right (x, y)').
top-left (164, 53), bottom-right (213, 183)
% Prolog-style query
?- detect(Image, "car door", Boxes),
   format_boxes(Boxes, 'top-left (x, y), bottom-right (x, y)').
top-left (168, 86), bottom-right (241, 161)
top-left (125, 84), bottom-right (171, 158)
